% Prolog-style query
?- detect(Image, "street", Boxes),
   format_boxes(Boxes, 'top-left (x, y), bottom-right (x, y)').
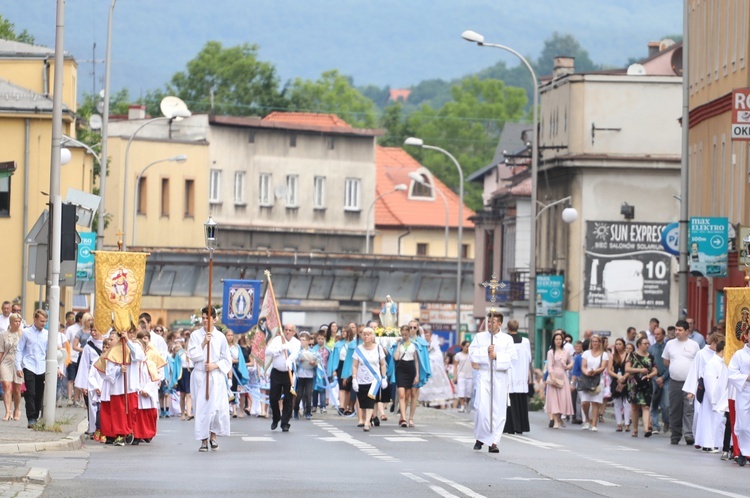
top-left (0, 407), bottom-right (746, 498)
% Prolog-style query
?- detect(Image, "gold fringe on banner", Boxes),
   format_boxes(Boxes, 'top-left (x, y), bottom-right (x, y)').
top-left (724, 287), bottom-right (750, 363)
top-left (93, 251), bottom-right (149, 334)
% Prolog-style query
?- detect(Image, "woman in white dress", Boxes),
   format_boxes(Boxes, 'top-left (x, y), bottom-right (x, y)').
top-left (417, 327), bottom-right (454, 408)
top-left (580, 334), bottom-right (609, 431)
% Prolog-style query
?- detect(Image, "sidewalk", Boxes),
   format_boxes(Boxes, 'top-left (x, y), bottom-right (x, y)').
top-left (0, 403), bottom-right (88, 454)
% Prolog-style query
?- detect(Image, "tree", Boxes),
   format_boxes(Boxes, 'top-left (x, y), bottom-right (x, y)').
top-left (536, 32), bottom-right (597, 76)
top-left (166, 41), bottom-right (286, 116)
top-left (358, 84), bottom-right (391, 109)
top-left (0, 15), bottom-right (34, 44)
top-left (285, 70), bottom-right (377, 128)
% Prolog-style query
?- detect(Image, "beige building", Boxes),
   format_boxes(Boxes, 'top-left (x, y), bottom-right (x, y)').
top-left (0, 40), bottom-right (90, 321)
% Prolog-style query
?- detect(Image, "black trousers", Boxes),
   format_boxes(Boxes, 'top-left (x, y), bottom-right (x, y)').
top-left (270, 368), bottom-right (294, 426)
top-left (294, 377), bottom-right (313, 416)
top-left (23, 369), bottom-right (45, 422)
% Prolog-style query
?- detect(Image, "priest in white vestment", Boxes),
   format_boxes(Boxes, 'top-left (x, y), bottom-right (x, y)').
top-left (683, 336), bottom-right (717, 446)
top-left (469, 310), bottom-right (516, 453)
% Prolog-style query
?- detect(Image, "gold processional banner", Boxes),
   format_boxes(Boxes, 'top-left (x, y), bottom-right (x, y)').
top-left (93, 251), bottom-right (149, 334)
top-left (724, 287), bottom-right (750, 363)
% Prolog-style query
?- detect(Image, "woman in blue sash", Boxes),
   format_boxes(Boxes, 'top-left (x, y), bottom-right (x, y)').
top-left (352, 327), bottom-right (387, 431)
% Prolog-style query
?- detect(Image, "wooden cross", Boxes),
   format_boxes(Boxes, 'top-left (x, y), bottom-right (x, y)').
top-left (115, 229), bottom-right (124, 251)
top-left (481, 274), bottom-right (505, 311)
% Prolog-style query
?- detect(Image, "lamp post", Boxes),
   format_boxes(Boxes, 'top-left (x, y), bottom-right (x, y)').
top-left (408, 171), bottom-right (449, 257)
top-left (131, 154), bottom-right (188, 246)
top-left (404, 137), bottom-right (464, 338)
top-left (121, 102), bottom-right (191, 251)
top-left (462, 29), bottom-right (540, 337)
top-left (365, 184), bottom-right (408, 254)
top-left (204, 216), bottom-right (218, 400)
top-left (536, 196), bottom-right (578, 222)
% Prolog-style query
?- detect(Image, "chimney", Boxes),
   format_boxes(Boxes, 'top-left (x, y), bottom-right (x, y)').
top-left (553, 56), bottom-right (575, 79)
top-left (647, 41), bottom-right (660, 58)
top-left (128, 104), bottom-right (146, 120)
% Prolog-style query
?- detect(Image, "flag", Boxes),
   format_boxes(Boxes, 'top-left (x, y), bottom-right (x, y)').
top-left (93, 251), bottom-right (149, 333)
top-left (260, 275), bottom-right (281, 337)
top-left (725, 287), bottom-right (750, 363)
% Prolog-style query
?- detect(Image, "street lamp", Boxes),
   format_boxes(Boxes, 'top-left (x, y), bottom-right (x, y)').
top-left (121, 98), bottom-right (191, 251)
top-left (365, 184), bottom-right (407, 254)
top-left (408, 171), bottom-right (449, 257)
top-left (131, 155), bottom-right (188, 246)
top-left (462, 29), bottom-right (540, 337)
top-left (404, 137), bottom-right (464, 338)
top-left (203, 216), bottom-right (218, 400)
top-left (536, 196), bottom-right (578, 223)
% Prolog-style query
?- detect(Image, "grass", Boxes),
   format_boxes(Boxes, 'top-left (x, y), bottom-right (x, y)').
top-left (32, 414), bottom-right (75, 433)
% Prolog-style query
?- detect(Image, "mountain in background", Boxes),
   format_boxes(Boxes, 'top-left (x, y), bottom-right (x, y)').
top-left (2, 0), bottom-right (681, 100)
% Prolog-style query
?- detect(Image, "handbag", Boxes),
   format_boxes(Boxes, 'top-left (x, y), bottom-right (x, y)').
top-left (696, 377), bottom-right (705, 403)
top-left (576, 372), bottom-right (601, 393)
top-left (546, 351), bottom-right (564, 389)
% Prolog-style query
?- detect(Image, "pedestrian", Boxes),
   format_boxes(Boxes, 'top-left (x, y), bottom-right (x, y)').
top-left (294, 331), bottom-right (316, 421)
top-left (569, 340), bottom-right (584, 424)
top-left (579, 334), bottom-right (609, 431)
top-left (134, 330), bottom-right (166, 445)
top-left (469, 310), bottom-right (516, 453)
top-left (64, 311), bottom-right (83, 407)
top-left (648, 326), bottom-right (670, 434)
top-left (174, 332), bottom-right (193, 421)
top-left (0, 313), bottom-right (24, 421)
top-left (504, 319), bottom-right (531, 434)
top-left (74, 326), bottom-right (105, 436)
top-left (266, 322), bottom-right (301, 433)
top-left (684, 333), bottom-right (719, 450)
top-left (312, 329), bottom-right (330, 414)
top-left (14, 309), bottom-right (48, 428)
top-left (352, 327), bottom-right (387, 431)
top-left (608, 338), bottom-right (631, 432)
top-left (394, 324), bottom-right (420, 428)
top-left (728, 334), bottom-right (750, 466)
top-left (625, 337), bottom-right (657, 437)
top-left (544, 331), bottom-right (573, 430)
top-left (646, 318), bottom-right (659, 345)
top-left (453, 340), bottom-right (473, 413)
top-left (187, 306), bottom-right (232, 451)
top-left (686, 317), bottom-right (707, 348)
top-left (700, 339), bottom-right (728, 454)
top-left (418, 325), bottom-right (454, 408)
top-left (662, 319), bottom-right (700, 445)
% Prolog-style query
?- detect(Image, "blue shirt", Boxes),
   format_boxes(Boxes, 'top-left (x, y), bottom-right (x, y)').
top-left (648, 341), bottom-right (670, 380)
top-left (14, 325), bottom-right (49, 375)
top-left (571, 353), bottom-right (583, 378)
top-left (690, 331), bottom-right (706, 349)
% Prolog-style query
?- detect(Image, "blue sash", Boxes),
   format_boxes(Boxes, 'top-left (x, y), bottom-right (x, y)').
top-left (354, 346), bottom-right (383, 399)
top-left (341, 340), bottom-right (357, 378)
top-left (328, 340), bottom-right (346, 377)
top-left (413, 336), bottom-right (432, 389)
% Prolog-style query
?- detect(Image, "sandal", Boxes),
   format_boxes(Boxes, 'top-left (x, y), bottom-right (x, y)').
top-left (363, 425), bottom-right (370, 432)
top-left (616, 424), bottom-right (623, 432)
top-left (645, 427), bottom-right (652, 438)
top-left (408, 420), bottom-right (414, 428)
top-left (380, 415), bottom-right (388, 421)
top-left (632, 430), bottom-right (638, 437)
top-left (399, 419), bottom-right (407, 427)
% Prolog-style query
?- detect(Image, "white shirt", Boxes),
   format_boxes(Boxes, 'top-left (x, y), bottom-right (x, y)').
top-left (0, 313), bottom-right (10, 332)
top-left (662, 337), bottom-right (700, 382)
top-left (66, 323), bottom-right (82, 362)
top-left (266, 335), bottom-right (301, 371)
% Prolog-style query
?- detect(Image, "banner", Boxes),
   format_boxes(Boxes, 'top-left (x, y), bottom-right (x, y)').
top-left (724, 287), bottom-right (750, 363)
top-left (76, 231), bottom-right (96, 281)
top-left (222, 279), bottom-right (261, 333)
top-left (260, 274), bottom-right (282, 338)
top-left (584, 221), bottom-right (671, 308)
top-left (93, 251), bottom-right (149, 333)
top-left (536, 275), bottom-right (563, 317)
top-left (689, 217), bottom-right (728, 278)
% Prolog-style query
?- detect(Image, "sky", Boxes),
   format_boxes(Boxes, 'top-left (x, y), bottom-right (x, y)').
top-left (2, 1), bottom-right (683, 98)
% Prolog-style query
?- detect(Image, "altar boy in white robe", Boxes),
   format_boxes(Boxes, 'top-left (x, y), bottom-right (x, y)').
top-left (700, 339), bottom-right (728, 453)
top-left (469, 310), bottom-right (516, 453)
top-left (728, 336), bottom-right (750, 466)
top-left (187, 306), bottom-right (231, 452)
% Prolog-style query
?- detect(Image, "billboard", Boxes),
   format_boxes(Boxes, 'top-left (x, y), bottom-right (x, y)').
top-left (584, 221), bottom-right (670, 309)
top-left (536, 275), bottom-right (563, 317)
top-left (689, 217), bottom-right (728, 278)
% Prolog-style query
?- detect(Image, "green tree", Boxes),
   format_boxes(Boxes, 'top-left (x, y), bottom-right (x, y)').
top-left (358, 84), bottom-right (391, 109)
top-left (378, 102), bottom-right (412, 147)
top-left (536, 32), bottom-right (597, 76)
top-left (166, 41), bottom-right (286, 116)
top-left (285, 70), bottom-right (377, 128)
top-left (0, 14), bottom-right (34, 43)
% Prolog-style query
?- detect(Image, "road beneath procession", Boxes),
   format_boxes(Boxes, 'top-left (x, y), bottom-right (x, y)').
top-left (17, 408), bottom-right (750, 497)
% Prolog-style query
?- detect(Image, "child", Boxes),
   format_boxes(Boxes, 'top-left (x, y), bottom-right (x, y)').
top-left (294, 332), bottom-right (316, 420)
top-left (312, 330), bottom-right (331, 413)
top-left (453, 341), bottom-right (473, 412)
top-left (87, 336), bottom-right (111, 442)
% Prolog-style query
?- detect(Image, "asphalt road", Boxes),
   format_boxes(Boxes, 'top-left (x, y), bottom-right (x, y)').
top-left (8, 407), bottom-right (748, 498)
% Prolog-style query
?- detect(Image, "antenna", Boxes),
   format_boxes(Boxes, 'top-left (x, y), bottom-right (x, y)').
top-left (160, 96), bottom-right (191, 119)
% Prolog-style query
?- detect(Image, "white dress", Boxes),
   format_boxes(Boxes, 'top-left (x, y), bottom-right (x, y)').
top-left (579, 351), bottom-right (608, 404)
top-left (187, 327), bottom-right (232, 441)
top-left (418, 335), bottom-right (455, 404)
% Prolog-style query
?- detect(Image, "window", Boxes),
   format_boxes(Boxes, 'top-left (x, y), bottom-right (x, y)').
top-left (327, 136), bottom-right (335, 150)
top-left (344, 178), bottom-right (361, 211)
top-left (209, 169), bottom-right (221, 204)
top-left (160, 178), bottom-right (170, 217)
top-left (0, 177), bottom-right (9, 216)
top-left (184, 179), bottom-right (195, 217)
top-left (234, 171), bottom-right (246, 205)
top-left (289, 133), bottom-right (297, 147)
top-left (410, 173), bottom-right (432, 198)
top-left (137, 177), bottom-right (147, 214)
top-left (461, 244), bottom-right (469, 259)
top-left (259, 173), bottom-right (272, 206)
top-left (416, 243), bottom-right (428, 256)
top-left (313, 176), bottom-right (326, 209)
top-left (286, 174), bottom-right (299, 207)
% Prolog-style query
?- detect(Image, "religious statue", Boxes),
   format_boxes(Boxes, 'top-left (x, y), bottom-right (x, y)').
top-left (380, 295), bottom-right (398, 330)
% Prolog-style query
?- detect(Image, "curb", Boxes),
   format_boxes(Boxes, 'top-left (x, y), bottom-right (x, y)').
top-left (0, 466), bottom-right (51, 484)
top-left (0, 418), bottom-right (87, 455)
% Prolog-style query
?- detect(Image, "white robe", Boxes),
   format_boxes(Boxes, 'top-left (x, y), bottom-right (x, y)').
top-left (74, 340), bottom-right (104, 391)
top-left (188, 327), bottom-right (231, 440)
top-left (418, 335), bottom-right (455, 403)
top-left (683, 346), bottom-right (715, 439)
top-left (469, 331), bottom-right (517, 446)
top-left (728, 345), bottom-right (750, 456)
top-left (103, 341), bottom-right (145, 396)
top-left (87, 365), bottom-right (104, 433)
top-left (697, 354), bottom-right (728, 449)
top-left (508, 336), bottom-right (531, 393)
top-left (138, 360), bottom-right (162, 410)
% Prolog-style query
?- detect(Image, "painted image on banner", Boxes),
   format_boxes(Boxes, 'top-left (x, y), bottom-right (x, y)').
top-left (584, 221), bottom-right (671, 309)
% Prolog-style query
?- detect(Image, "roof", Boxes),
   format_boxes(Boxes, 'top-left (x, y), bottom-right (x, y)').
top-left (0, 78), bottom-right (68, 113)
top-left (210, 112), bottom-right (383, 137)
top-left (467, 122), bottom-right (530, 182)
top-left (389, 89), bottom-right (411, 102)
top-left (0, 39), bottom-right (72, 58)
top-left (375, 146), bottom-right (474, 229)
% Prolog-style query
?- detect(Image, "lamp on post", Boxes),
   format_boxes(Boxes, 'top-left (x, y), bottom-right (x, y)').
top-left (404, 137), bottom-right (465, 339)
top-left (462, 29), bottom-right (540, 337)
top-left (203, 216), bottom-right (218, 400)
top-left (408, 171), bottom-right (449, 257)
top-left (131, 154), bottom-right (188, 246)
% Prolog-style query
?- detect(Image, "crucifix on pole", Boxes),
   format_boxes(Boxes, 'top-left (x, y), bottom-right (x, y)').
top-left (481, 274), bottom-right (505, 433)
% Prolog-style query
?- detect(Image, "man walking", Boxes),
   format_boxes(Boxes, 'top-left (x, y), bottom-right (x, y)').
top-left (648, 326), bottom-right (670, 434)
top-left (266, 323), bottom-right (301, 432)
top-left (14, 309), bottom-right (49, 428)
top-left (662, 319), bottom-right (700, 445)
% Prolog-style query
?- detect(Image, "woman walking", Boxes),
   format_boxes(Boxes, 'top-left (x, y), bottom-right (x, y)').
top-left (626, 337), bottom-right (657, 437)
top-left (0, 313), bottom-right (24, 420)
top-left (545, 331), bottom-right (574, 429)
top-left (394, 324), bottom-right (420, 428)
top-left (580, 334), bottom-right (609, 431)
top-left (608, 338), bottom-right (631, 432)
top-left (352, 327), bottom-right (387, 431)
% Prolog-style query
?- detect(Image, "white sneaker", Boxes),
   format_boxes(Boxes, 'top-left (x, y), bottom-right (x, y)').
top-left (458, 406), bottom-right (465, 413)
top-left (581, 422), bottom-right (590, 430)
top-left (590, 426), bottom-right (598, 432)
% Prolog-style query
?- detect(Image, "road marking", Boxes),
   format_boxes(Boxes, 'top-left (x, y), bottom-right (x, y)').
top-left (428, 485), bottom-right (460, 498)
top-left (503, 477), bottom-right (551, 481)
top-left (384, 437), bottom-right (427, 442)
top-left (673, 480), bottom-right (750, 498)
top-left (559, 479), bottom-right (619, 487)
top-left (612, 445), bottom-right (639, 451)
top-left (402, 472), bottom-right (428, 483)
top-left (504, 434), bottom-right (562, 448)
top-left (241, 437), bottom-right (274, 442)
top-left (424, 472), bottom-right (487, 498)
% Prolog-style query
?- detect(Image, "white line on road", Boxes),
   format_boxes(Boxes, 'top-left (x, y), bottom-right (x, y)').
top-left (424, 472), bottom-right (487, 498)
top-left (504, 434), bottom-right (563, 448)
top-left (673, 480), bottom-right (750, 498)
top-left (402, 472), bottom-right (428, 483)
top-left (502, 477), bottom-right (551, 481)
top-left (559, 479), bottom-right (619, 487)
top-left (241, 437), bottom-right (274, 442)
top-left (384, 437), bottom-right (427, 442)
top-left (428, 484), bottom-right (460, 498)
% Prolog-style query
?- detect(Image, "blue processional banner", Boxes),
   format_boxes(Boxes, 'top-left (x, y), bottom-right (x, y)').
top-left (222, 279), bottom-right (262, 333)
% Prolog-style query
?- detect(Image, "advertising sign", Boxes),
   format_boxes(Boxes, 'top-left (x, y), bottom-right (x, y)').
top-left (689, 217), bottom-right (728, 278)
top-left (536, 275), bottom-right (563, 317)
top-left (732, 89), bottom-right (750, 140)
top-left (660, 221), bottom-right (679, 256)
top-left (76, 231), bottom-right (96, 281)
top-left (584, 221), bottom-right (671, 309)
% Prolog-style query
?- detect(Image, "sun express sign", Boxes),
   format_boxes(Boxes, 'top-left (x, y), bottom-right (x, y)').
top-left (732, 89), bottom-right (750, 140)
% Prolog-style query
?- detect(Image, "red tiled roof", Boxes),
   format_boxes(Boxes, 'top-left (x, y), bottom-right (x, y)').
top-left (375, 146), bottom-right (474, 229)
top-left (263, 112), bottom-right (351, 128)
top-left (389, 89), bottom-right (411, 102)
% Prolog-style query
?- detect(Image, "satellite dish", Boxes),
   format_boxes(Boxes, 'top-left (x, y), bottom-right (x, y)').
top-left (160, 96), bottom-right (191, 119)
top-left (626, 63), bottom-right (646, 76)
top-left (659, 38), bottom-right (676, 52)
top-left (274, 186), bottom-right (286, 199)
top-left (96, 99), bottom-right (104, 114)
top-left (89, 113), bottom-right (102, 130)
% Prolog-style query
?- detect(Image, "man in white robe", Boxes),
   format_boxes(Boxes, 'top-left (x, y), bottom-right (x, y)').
top-left (701, 339), bottom-right (728, 453)
top-left (187, 306), bottom-right (231, 452)
top-left (683, 333), bottom-right (717, 448)
top-left (728, 339), bottom-right (750, 466)
top-left (469, 310), bottom-right (516, 453)
top-left (74, 328), bottom-right (105, 434)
